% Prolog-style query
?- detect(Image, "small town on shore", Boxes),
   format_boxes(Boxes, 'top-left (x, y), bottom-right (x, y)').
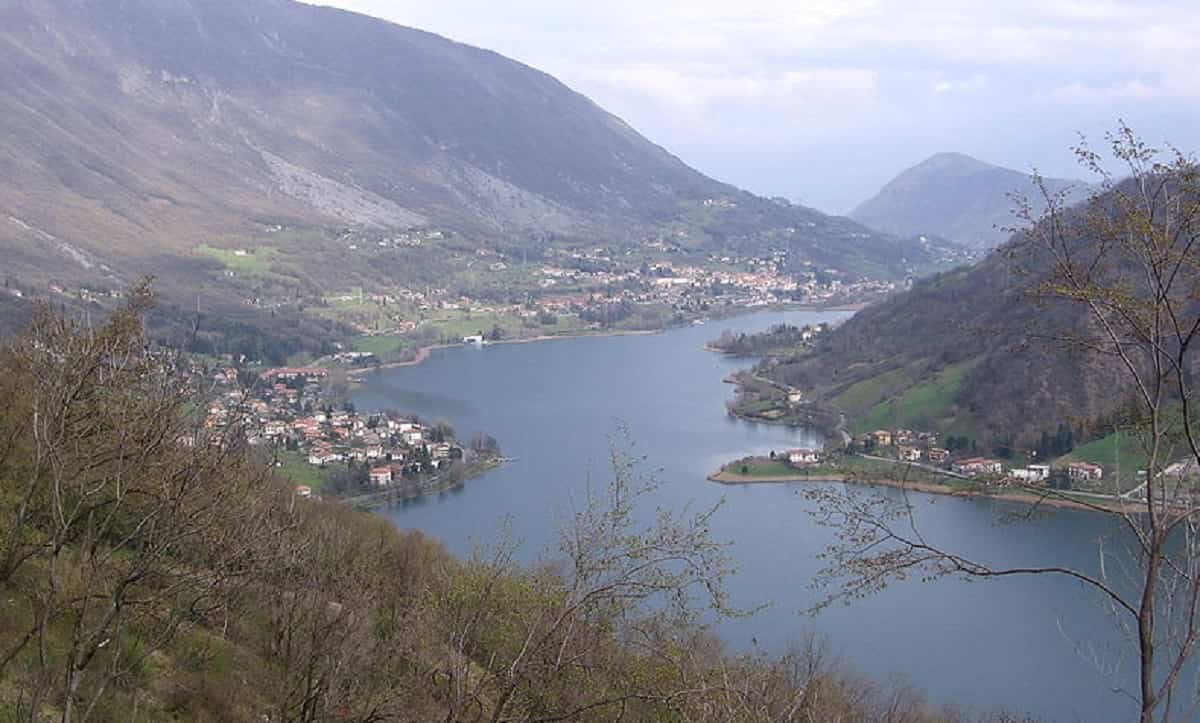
top-left (714, 423), bottom-right (1200, 508)
top-left (716, 427), bottom-right (1104, 488)
top-left (178, 268), bottom-right (908, 506)
top-left (198, 363), bottom-right (502, 504)
top-left (323, 245), bottom-right (909, 340)
top-left (290, 245), bottom-right (914, 368)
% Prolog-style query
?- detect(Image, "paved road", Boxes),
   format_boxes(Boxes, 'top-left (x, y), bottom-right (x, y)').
top-left (855, 452), bottom-right (973, 481)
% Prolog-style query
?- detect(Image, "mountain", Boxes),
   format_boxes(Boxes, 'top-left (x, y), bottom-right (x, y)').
top-left (0, 0), bottom-right (944, 309)
top-left (850, 152), bottom-right (1090, 249)
top-left (762, 203), bottom-right (1132, 454)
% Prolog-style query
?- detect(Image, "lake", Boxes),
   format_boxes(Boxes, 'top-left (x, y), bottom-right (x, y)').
top-left (353, 309), bottom-right (1143, 721)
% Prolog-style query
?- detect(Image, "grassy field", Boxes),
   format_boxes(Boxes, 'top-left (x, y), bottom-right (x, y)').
top-left (724, 458), bottom-right (799, 478)
top-left (810, 454), bottom-right (968, 486)
top-left (343, 304), bottom-right (678, 365)
top-left (833, 365), bottom-right (918, 420)
top-left (424, 308), bottom-right (610, 342)
top-left (353, 334), bottom-right (411, 356)
top-left (197, 245), bottom-right (277, 275)
top-left (428, 311), bottom-right (536, 340)
top-left (853, 361), bottom-right (974, 435)
top-left (714, 453), bottom-right (972, 489)
top-left (1061, 430), bottom-right (1150, 478)
top-left (274, 450), bottom-right (329, 491)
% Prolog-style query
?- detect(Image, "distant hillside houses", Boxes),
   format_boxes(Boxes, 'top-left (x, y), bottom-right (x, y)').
top-left (856, 427), bottom-right (1114, 488)
top-left (259, 366), bottom-right (329, 384)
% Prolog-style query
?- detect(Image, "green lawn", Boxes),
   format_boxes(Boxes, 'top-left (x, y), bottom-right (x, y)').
top-left (197, 245), bottom-right (277, 275)
top-left (854, 361), bottom-right (974, 435)
top-left (353, 335), bottom-right (409, 356)
top-left (428, 312), bottom-right (523, 340)
top-left (834, 366), bottom-right (918, 420)
top-left (348, 309), bottom-right (629, 361)
top-left (427, 309), bottom-right (586, 341)
top-left (274, 450), bottom-right (329, 491)
top-left (1061, 430), bottom-right (1150, 477)
top-left (732, 459), bottom-right (798, 477)
top-left (818, 454), bottom-right (975, 487)
top-left (719, 454), bottom-right (970, 488)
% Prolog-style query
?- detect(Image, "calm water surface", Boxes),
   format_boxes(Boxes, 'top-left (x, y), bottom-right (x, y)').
top-left (354, 310), bottom-right (1141, 721)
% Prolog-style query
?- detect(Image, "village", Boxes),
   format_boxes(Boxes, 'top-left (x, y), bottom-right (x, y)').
top-left (320, 247), bottom-right (898, 341)
top-left (846, 428), bottom-right (1107, 489)
top-left (725, 426), bottom-right (1118, 493)
top-left (201, 365), bottom-right (497, 501)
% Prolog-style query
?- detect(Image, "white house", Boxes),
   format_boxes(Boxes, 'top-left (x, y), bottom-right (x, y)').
top-left (1068, 462), bottom-right (1104, 482)
top-left (1012, 465), bottom-right (1051, 483)
top-left (787, 449), bottom-right (822, 466)
top-left (953, 458), bottom-right (1004, 477)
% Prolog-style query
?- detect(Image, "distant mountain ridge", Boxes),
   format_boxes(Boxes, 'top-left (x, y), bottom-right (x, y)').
top-left (850, 152), bottom-right (1090, 249)
top-left (0, 0), bottom-right (943, 299)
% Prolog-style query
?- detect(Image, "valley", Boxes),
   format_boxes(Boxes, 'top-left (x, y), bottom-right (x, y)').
top-left (0, 0), bottom-right (968, 364)
top-left (2, 0), bottom-right (1198, 720)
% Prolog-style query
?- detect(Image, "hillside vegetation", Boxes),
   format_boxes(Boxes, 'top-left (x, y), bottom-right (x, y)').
top-left (757, 178), bottom-right (1170, 455)
top-left (0, 290), bottom-right (1024, 722)
top-left (0, 0), bottom-right (954, 361)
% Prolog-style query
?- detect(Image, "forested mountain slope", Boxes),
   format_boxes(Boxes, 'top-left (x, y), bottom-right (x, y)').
top-left (771, 191), bottom-right (1148, 453)
top-left (851, 152), bottom-right (1090, 249)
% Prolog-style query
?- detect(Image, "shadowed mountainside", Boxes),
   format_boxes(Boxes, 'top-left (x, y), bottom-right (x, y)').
top-left (851, 152), bottom-right (1090, 249)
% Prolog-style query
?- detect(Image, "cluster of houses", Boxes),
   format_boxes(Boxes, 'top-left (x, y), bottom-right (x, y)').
top-left (860, 428), bottom-right (1105, 487)
top-left (306, 243), bottom-right (900, 342)
top-left (204, 366), bottom-right (464, 493)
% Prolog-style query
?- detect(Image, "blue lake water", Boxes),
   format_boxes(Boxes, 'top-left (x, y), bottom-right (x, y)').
top-left (353, 310), bottom-right (1147, 721)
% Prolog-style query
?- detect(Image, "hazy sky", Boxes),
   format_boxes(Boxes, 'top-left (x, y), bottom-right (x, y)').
top-left (317, 1), bottom-right (1200, 213)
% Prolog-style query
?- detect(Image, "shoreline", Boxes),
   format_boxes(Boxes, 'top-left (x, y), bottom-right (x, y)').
top-left (708, 467), bottom-right (1128, 513)
top-left (349, 301), bottom-right (860, 379)
top-left (703, 303), bottom-right (866, 356)
top-left (339, 456), bottom-right (511, 509)
top-left (347, 328), bottom-right (662, 379)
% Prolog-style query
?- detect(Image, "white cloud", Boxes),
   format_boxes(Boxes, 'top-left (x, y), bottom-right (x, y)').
top-left (932, 74), bottom-right (988, 95)
top-left (1049, 80), bottom-right (1163, 104)
top-left (315, 0), bottom-right (1200, 211)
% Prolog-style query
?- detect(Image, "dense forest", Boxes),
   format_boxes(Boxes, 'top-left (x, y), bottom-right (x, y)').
top-left (0, 288), bottom-right (1030, 721)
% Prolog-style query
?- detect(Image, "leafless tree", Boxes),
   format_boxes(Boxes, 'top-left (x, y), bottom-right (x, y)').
top-left (426, 429), bottom-right (738, 722)
top-left (807, 124), bottom-right (1200, 722)
top-left (0, 283), bottom-right (280, 722)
